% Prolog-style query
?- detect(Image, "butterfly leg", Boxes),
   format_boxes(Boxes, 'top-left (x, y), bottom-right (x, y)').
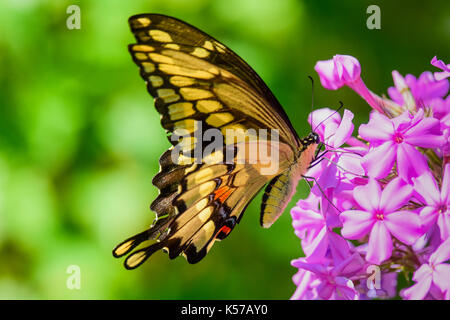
top-left (301, 174), bottom-right (341, 213)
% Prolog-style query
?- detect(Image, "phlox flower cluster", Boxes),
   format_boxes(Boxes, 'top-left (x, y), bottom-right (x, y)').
top-left (291, 55), bottom-right (450, 300)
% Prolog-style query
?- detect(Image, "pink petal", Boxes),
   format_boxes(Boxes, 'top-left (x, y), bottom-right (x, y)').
top-left (397, 143), bottom-right (429, 182)
top-left (361, 141), bottom-right (397, 179)
top-left (379, 178), bottom-right (413, 212)
top-left (441, 164), bottom-right (450, 204)
top-left (334, 277), bottom-right (358, 300)
top-left (405, 134), bottom-right (446, 148)
top-left (328, 233), bottom-right (352, 265)
top-left (302, 227), bottom-right (329, 261)
top-left (413, 264), bottom-right (433, 282)
top-left (358, 113), bottom-right (394, 143)
top-left (434, 71), bottom-right (450, 82)
top-left (404, 118), bottom-right (444, 148)
top-left (315, 59), bottom-right (343, 90)
top-left (353, 179), bottom-right (382, 211)
top-left (429, 239), bottom-right (450, 265)
top-left (317, 282), bottom-right (335, 300)
top-left (291, 270), bottom-right (316, 300)
top-left (419, 206), bottom-right (439, 232)
top-left (291, 259), bottom-right (327, 276)
top-left (432, 264), bottom-right (450, 293)
top-left (387, 86), bottom-right (404, 104)
top-left (332, 252), bottom-right (365, 277)
top-left (366, 221), bottom-right (393, 265)
top-left (413, 171), bottom-right (441, 206)
top-left (404, 116), bottom-right (440, 137)
top-left (437, 213), bottom-right (450, 241)
top-left (334, 55), bottom-right (361, 83)
top-left (340, 210), bottom-right (375, 239)
top-left (331, 109), bottom-right (354, 148)
top-left (384, 211), bottom-right (423, 244)
top-left (431, 56), bottom-right (450, 73)
top-left (402, 277), bottom-right (432, 300)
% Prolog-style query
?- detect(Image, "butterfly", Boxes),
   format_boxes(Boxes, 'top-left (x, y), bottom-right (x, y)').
top-left (112, 13), bottom-right (320, 269)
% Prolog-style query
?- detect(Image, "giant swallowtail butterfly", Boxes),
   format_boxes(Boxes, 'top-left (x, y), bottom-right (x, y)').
top-left (113, 14), bottom-right (320, 268)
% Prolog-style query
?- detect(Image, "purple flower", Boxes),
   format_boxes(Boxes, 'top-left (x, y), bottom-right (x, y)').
top-left (402, 238), bottom-right (450, 300)
top-left (412, 164), bottom-right (450, 241)
top-left (388, 71), bottom-right (449, 111)
top-left (359, 109), bottom-right (444, 181)
top-left (290, 269), bottom-right (319, 300)
top-left (340, 178), bottom-right (423, 265)
top-left (314, 55), bottom-right (384, 113)
top-left (306, 108), bottom-right (364, 192)
top-left (291, 54), bottom-right (449, 300)
top-left (291, 253), bottom-right (365, 300)
top-left (291, 193), bottom-right (350, 264)
top-left (309, 108), bottom-right (355, 149)
top-left (431, 56), bottom-right (450, 81)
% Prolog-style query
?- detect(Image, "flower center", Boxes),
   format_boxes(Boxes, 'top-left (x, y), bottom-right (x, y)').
top-left (438, 204), bottom-right (447, 214)
top-left (394, 132), bottom-right (404, 144)
top-left (375, 211), bottom-right (384, 220)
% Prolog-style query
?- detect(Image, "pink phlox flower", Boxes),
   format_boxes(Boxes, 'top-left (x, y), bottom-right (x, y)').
top-left (290, 269), bottom-right (320, 300)
top-left (307, 108), bottom-right (364, 190)
top-left (314, 55), bottom-right (384, 113)
top-left (291, 253), bottom-right (365, 300)
top-left (356, 271), bottom-right (399, 300)
top-left (431, 56), bottom-right (450, 81)
top-left (340, 178), bottom-right (423, 265)
top-left (291, 193), bottom-right (351, 264)
top-left (412, 163), bottom-right (450, 241)
top-left (387, 71), bottom-right (449, 109)
top-left (359, 109), bottom-right (445, 181)
top-left (402, 238), bottom-right (450, 300)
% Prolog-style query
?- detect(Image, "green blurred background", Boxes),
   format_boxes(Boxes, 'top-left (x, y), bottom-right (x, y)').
top-left (0, 0), bottom-right (448, 299)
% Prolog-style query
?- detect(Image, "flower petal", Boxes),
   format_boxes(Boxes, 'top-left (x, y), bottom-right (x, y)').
top-left (431, 56), bottom-right (450, 73)
top-left (340, 210), bottom-right (375, 239)
top-left (413, 170), bottom-right (441, 206)
top-left (315, 59), bottom-right (343, 90)
top-left (353, 179), bottom-right (381, 211)
top-left (361, 141), bottom-right (397, 179)
top-left (358, 112), bottom-right (394, 143)
top-left (397, 143), bottom-right (429, 182)
top-left (331, 109), bottom-right (354, 148)
top-left (379, 178), bottom-right (413, 212)
top-left (384, 211), bottom-right (423, 244)
top-left (419, 206), bottom-right (439, 232)
top-left (366, 221), bottom-right (392, 265)
top-left (402, 277), bottom-right (432, 300)
top-left (429, 237), bottom-right (450, 266)
top-left (436, 213), bottom-right (450, 241)
top-left (433, 264), bottom-right (450, 293)
top-left (441, 163), bottom-right (450, 204)
top-left (404, 117), bottom-right (444, 148)
top-left (291, 259), bottom-right (328, 276)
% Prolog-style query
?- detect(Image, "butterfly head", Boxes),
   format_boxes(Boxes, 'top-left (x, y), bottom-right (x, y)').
top-left (301, 131), bottom-right (320, 148)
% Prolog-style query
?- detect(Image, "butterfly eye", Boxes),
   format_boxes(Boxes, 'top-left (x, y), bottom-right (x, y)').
top-left (312, 132), bottom-right (320, 144)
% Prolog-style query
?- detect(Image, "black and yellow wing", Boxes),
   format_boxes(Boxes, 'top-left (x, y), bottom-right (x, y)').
top-left (112, 14), bottom-right (315, 268)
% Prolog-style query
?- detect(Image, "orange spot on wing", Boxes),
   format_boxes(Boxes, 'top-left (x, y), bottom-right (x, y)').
top-left (218, 225), bottom-right (231, 236)
top-left (213, 186), bottom-right (233, 203)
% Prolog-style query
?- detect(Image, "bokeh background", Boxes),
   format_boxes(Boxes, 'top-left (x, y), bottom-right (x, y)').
top-left (0, 0), bottom-right (449, 299)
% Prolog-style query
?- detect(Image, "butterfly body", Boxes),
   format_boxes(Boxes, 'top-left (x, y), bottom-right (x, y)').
top-left (113, 14), bottom-right (320, 269)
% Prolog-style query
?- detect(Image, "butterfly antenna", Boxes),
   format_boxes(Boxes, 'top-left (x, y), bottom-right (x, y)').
top-left (313, 101), bottom-right (345, 133)
top-left (302, 174), bottom-right (342, 214)
top-left (308, 75), bottom-right (315, 133)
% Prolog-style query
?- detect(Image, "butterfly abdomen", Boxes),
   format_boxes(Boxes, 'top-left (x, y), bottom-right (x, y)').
top-left (260, 168), bottom-right (300, 228)
top-left (260, 139), bottom-right (319, 229)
